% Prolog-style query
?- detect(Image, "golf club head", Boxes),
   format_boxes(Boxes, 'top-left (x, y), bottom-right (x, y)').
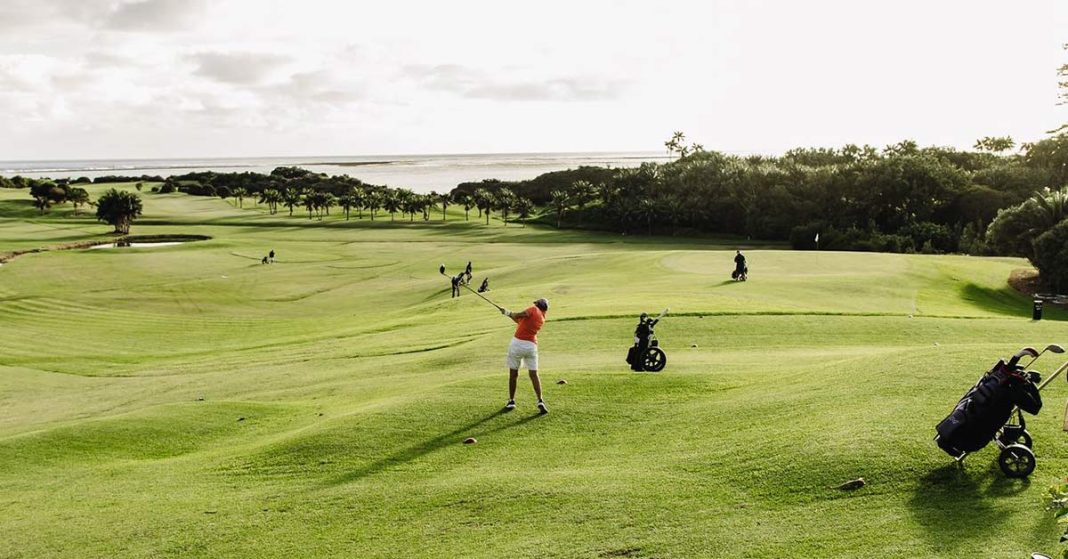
top-left (1046, 344), bottom-right (1066, 354)
top-left (1015, 347), bottom-right (1040, 359)
top-left (1008, 347), bottom-right (1039, 367)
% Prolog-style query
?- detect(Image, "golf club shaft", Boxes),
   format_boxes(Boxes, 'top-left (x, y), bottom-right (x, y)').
top-left (1037, 359), bottom-right (1068, 392)
top-left (461, 282), bottom-right (504, 311)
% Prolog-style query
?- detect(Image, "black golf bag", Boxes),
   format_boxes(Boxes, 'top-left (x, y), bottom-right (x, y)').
top-left (935, 359), bottom-right (1041, 457)
top-left (731, 265), bottom-right (748, 281)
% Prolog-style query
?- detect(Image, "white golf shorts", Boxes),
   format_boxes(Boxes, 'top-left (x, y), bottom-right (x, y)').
top-left (506, 337), bottom-right (539, 370)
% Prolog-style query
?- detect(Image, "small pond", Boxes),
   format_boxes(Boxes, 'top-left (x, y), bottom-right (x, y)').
top-left (89, 241), bottom-right (187, 249)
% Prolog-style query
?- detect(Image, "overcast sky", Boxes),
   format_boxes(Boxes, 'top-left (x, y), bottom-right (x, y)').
top-left (0, 0), bottom-right (1065, 160)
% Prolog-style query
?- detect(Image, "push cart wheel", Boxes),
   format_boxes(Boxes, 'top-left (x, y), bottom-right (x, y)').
top-left (643, 348), bottom-right (667, 372)
top-left (1018, 430), bottom-right (1034, 449)
top-left (998, 444), bottom-right (1036, 478)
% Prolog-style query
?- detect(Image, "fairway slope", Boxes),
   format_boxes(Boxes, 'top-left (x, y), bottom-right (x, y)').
top-left (2, 186), bottom-right (1066, 558)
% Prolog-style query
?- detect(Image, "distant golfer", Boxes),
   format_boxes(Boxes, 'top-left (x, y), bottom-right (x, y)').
top-left (732, 250), bottom-right (747, 280)
top-left (269, 249), bottom-right (275, 262)
top-left (451, 274), bottom-right (463, 298)
top-left (478, 278), bottom-right (490, 293)
top-left (501, 298), bottom-right (550, 414)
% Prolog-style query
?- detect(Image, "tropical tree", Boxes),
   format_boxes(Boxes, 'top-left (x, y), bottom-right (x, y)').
top-left (302, 191), bottom-right (316, 219)
top-left (662, 194), bottom-right (686, 236)
top-left (383, 192), bottom-right (401, 222)
top-left (29, 180), bottom-right (64, 213)
top-left (321, 193), bottom-right (337, 218)
top-left (233, 187), bottom-right (249, 208)
top-left (456, 193), bottom-right (474, 221)
top-left (568, 180), bottom-right (596, 208)
top-left (421, 194), bottom-right (434, 220)
top-left (260, 189), bottom-right (282, 214)
top-left (1033, 219), bottom-right (1068, 291)
top-left (634, 198), bottom-right (658, 235)
top-left (339, 193), bottom-right (356, 220)
top-left (974, 136), bottom-right (1016, 154)
top-left (95, 189), bottom-right (143, 234)
top-left (282, 188), bottom-right (302, 216)
top-left (351, 188), bottom-right (366, 219)
top-left (496, 189), bottom-right (517, 226)
top-left (473, 188), bottom-right (494, 224)
top-left (549, 189), bottom-right (570, 228)
top-left (68, 187), bottom-right (90, 215)
top-left (472, 188), bottom-right (492, 219)
top-left (365, 191), bottom-right (382, 221)
top-left (438, 191), bottom-right (450, 220)
top-left (402, 192), bottom-right (421, 222)
top-left (514, 196), bottom-right (535, 219)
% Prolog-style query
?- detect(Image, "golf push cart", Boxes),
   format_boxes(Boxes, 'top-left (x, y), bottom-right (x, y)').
top-left (935, 344), bottom-right (1067, 478)
top-left (626, 308), bottom-right (668, 372)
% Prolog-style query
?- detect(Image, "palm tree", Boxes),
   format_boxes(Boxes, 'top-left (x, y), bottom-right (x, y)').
top-left (282, 188), bottom-right (301, 216)
top-left (634, 198), bottom-right (658, 235)
top-left (351, 188), bottom-right (366, 219)
top-left (514, 197), bottom-right (534, 219)
top-left (95, 189), bottom-right (143, 234)
top-left (496, 190), bottom-right (517, 226)
top-left (260, 189), bottom-right (282, 214)
top-left (1032, 187), bottom-right (1068, 232)
top-left (233, 187), bottom-right (249, 208)
top-left (365, 191), bottom-right (382, 221)
top-left (662, 195), bottom-right (686, 236)
top-left (473, 188), bottom-right (491, 219)
top-left (339, 194), bottom-right (356, 220)
top-left (302, 191), bottom-right (316, 219)
top-left (456, 193), bottom-right (474, 221)
top-left (550, 189), bottom-right (570, 228)
top-left (438, 191), bottom-right (450, 221)
top-left (569, 180), bottom-right (594, 208)
top-left (403, 193), bottom-right (421, 222)
top-left (383, 192), bottom-right (401, 222)
top-left (421, 194), bottom-right (434, 221)
top-left (472, 189), bottom-right (495, 224)
top-left (321, 193), bottom-right (337, 219)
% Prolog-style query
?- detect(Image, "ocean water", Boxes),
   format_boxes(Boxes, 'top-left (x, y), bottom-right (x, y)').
top-left (0, 152), bottom-right (671, 194)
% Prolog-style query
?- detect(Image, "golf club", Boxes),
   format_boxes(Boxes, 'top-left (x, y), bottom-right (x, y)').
top-left (1007, 347), bottom-right (1039, 368)
top-left (1023, 343), bottom-right (1066, 369)
top-left (439, 264), bottom-right (505, 312)
top-left (653, 307), bottom-right (669, 321)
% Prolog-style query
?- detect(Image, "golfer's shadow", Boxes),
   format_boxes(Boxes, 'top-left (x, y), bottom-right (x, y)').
top-left (324, 410), bottom-right (542, 487)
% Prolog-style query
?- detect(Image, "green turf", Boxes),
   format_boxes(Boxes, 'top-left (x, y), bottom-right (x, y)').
top-left (2, 184), bottom-right (1067, 558)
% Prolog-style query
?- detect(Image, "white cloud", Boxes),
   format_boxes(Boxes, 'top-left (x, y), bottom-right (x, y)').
top-left (0, 0), bottom-right (1065, 159)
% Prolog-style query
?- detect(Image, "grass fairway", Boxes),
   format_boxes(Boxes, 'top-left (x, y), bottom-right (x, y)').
top-left (3, 185), bottom-right (1068, 559)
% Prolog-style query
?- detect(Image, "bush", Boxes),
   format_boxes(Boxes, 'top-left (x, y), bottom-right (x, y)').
top-left (899, 221), bottom-right (955, 254)
top-left (1033, 219), bottom-right (1068, 292)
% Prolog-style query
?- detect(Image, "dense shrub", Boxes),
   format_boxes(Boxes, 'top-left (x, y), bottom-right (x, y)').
top-left (1033, 219), bottom-right (1068, 292)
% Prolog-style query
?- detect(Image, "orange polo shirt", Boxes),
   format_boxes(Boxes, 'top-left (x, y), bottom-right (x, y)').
top-left (513, 305), bottom-right (545, 344)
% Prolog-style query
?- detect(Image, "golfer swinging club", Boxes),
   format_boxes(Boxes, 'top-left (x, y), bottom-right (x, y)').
top-left (501, 298), bottom-right (550, 414)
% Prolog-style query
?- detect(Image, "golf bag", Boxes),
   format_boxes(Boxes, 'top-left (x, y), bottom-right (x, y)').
top-left (731, 265), bottom-right (748, 281)
top-left (935, 359), bottom-right (1041, 457)
top-left (625, 315), bottom-right (667, 372)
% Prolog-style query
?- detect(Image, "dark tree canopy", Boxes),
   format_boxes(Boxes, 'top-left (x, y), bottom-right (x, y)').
top-left (95, 189), bottom-right (143, 234)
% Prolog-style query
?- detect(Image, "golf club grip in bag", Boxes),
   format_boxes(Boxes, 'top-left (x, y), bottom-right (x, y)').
top-left (935, 361), bottom-right (1042, 456)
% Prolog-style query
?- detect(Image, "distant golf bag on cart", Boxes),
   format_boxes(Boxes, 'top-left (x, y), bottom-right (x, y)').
top-left (934, 344), bottom-right (1066, 478)
top-left (626, 308), bottom-right (668, 372)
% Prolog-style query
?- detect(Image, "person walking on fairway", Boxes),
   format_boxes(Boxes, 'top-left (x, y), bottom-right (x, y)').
top-left (732, 250), bottom-right (747, 280)
top-left (501, 298), bottom-right (550, 414)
